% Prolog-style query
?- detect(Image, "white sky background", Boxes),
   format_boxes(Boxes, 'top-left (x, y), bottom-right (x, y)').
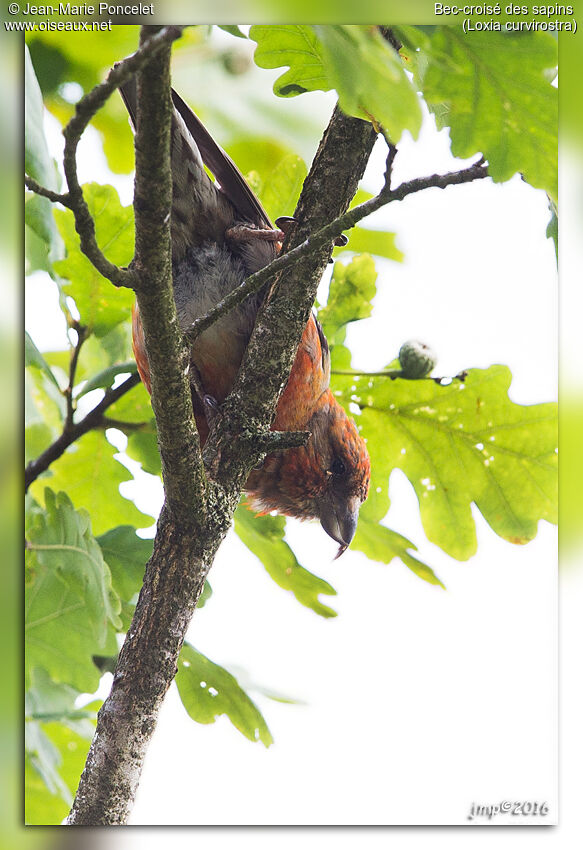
top-left (24, 38), bottom-right (561, 831)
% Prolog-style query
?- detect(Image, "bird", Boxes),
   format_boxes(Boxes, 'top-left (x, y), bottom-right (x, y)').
top-left (120, 80), bottom-right (370, 556)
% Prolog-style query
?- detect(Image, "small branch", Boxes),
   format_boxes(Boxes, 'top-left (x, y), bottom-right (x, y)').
top-left (257, 430), bottom-right (311, 452)
top-left (64, 323), bottom-right (88, 430)
top-left (66, 28), bottom-right (209, 826)
top-left (24, 174), bottom-right (70, 206)
top-left (331, 369), bottom-right (469, 383)
top-left (185, 153), bottom-right (488, 343)
top-left (25, 372), bottom-right (141, 491)
top-left (130, 28), bottom-right (206, 525)
top-left (331, 368), bottom-right (405, 378)
top-left (100, 417), bottom-right (151, 431)
top-left (26, 25), bottom-right (185, 291)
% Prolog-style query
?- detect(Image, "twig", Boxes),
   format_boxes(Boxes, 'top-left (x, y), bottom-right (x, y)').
top-left (185, 154), bottom-right (488, 342)
top-left (25, 25), bottom-right (184, 291)
top-left (25, 372), bottom-right (141, 491)
top-left (65, 28), bottom-right (209, 826)
top-left (64, 323), bottom-right (88, 430)
top-left (330, 369), bottom-right (469, 383)
top-left (24, 174), bottom-right (70, 206)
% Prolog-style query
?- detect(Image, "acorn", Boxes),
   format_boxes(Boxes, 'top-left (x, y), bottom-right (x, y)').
top-left (398, 340), bottom-right (437, 379)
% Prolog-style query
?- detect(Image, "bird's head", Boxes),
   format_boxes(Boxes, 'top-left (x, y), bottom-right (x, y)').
top-left (245, 391), bottom-right (370, 556)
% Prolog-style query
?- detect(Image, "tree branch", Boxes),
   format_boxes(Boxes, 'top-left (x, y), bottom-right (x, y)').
top-left (185, 151), bottom-right (488, 343)
top-left (25, 372), bottom-right (141, 491)
top-left (25, 24), bottom-right (184, 290)
top-left (66, 26), bottom-right (208, 826)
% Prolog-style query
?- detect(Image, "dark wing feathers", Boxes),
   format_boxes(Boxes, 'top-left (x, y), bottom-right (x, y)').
top-left (170, 89), bottom-right (273, 230)
top-left (119, 78), bottom-right (272, 233)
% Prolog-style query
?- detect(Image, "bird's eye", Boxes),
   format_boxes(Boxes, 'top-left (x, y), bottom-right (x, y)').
top-left (330, 457), bottom-right (346, 476)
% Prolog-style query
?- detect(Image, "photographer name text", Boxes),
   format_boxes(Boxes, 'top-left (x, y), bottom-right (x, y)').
top-left (17, 3), bottom-right (154, 14)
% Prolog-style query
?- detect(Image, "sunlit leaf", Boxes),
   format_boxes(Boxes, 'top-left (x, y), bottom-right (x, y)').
top-left (234, 504), bottom-right (337, 618)
top-left (217, 25), bottom-right (247, 39)
top-left (422, 28), bottom-right (557, 199)
top-left (26, 489), bottom-right (122, 640)
top-left (25, 496), bottom-right (118, 692)
top-left (259, 153), bottom-right (307, 222)
top-left (96, 525), bottom-right (152, 603)
top-left (319, 254), bottom-right (378, 343)
top-left (354, 516), bottom-right (445, 588)
top-left (334, 227), bottom-right (403, 263)
top-left (29, 431), bottom-right (154, 535)
top-left (315, 26), bottom-right (422, 141)
top-left (26, 668), bottom-right (97, 737)
top-left (54, 184), bottom-right (135, 337)
top-left (348, 366), bottom-right (557, 560)
top-left (251, 25), bottom-right (330, 97)
top-left (104, 378), bottom-right (152, 424)
top-left (177, 643), bottom-right (273, 746)
top-left (25, 332), bottom-right (62, 391)
top-left (75, 361), bottom-right (137, 398)
top-left (251, 25), bottom-right (421, 142)
top-left (25, 45), bottom-right (59, 190)
top-left (125, 430), bottom-right (161, 476)
top-left (25, 671), bottom-right (95, 828)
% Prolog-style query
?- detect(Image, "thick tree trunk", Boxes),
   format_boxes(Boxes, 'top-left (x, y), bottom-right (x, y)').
top-left (67, 32), bottom-right (377, 825)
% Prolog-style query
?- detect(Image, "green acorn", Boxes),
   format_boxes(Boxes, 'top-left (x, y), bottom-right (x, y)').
top-left (398, 340), bottom-right (437, 379)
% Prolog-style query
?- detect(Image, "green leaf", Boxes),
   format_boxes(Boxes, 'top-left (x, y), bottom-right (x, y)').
top-left (176, 643), bottom-right (273, 746)
top-left (234, 504), bottom-right (338, 618)
top-left (96, 525), bottom-right (209, 617)
top-left (423, 28), bottom-right (557, 200)
top-left (319, 254), bottom-right (378, 343)
top-left (350, 365), bottom-right (557, 560)
top-left (217, 25), bottom-right (247, 39)
top-left (250, 25), bottom-right (330, 97)
top-left (315, 26), bottom-right (422, 141)
top-left (103, 379), bottom-right (152, 424)
top-left (25, 194), bottom-right (63, 273)
top-left (334, 227), bottom-right (403, 263)
top-left (25, 717), bottom-right (94, 825)
top-left (25, 722), bottom-right (72, 821)
top-left (75, 323), bottom-right (135, 383)
top-left (26, 489), bottom-right (122, 641)
top-left (25, 362), bottom-right (65, 463)
top-left (96, 525), bottom-right (152, 603)
top-left (25, 496), bottom-right (118, 692)
top-left (26, 668), bottom-right (97, 737)
top-left (251, 25), bottom-right (422, 141)
top-left (196, 579), bottom-right (212, 608)
top-left (54, 183), bottom-right (135, 336)
top-left (29, 430), bottom-right (155, 535)
top-left (546, 198), bottom-right (558, 262)
top-left (25, 332), bottom-right (61, 391)
top-left (259, 154), bottom-right (307, 222)
top-left (353, 516), bottom-right (445, 588)
top-left (25, 46), bottom-right (62, 280)
top-left (126, 430), bottom-right (161, 476)
top-left (25, 45), bottom-right (59, 190)
top-left (75, 361), bottom-right (137, 398)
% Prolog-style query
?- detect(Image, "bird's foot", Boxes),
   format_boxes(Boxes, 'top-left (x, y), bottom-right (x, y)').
top-left (225, 224), bottom-right (285, 244)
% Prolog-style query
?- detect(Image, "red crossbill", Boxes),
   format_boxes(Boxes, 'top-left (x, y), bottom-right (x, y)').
top-left (123, 84), bottom-right (370, 554)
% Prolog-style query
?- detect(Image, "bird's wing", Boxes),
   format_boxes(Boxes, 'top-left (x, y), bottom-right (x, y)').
top-left (120, 77), bottom-right (236, 260)
top-left (170, 89), bottom-right (273, 230)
